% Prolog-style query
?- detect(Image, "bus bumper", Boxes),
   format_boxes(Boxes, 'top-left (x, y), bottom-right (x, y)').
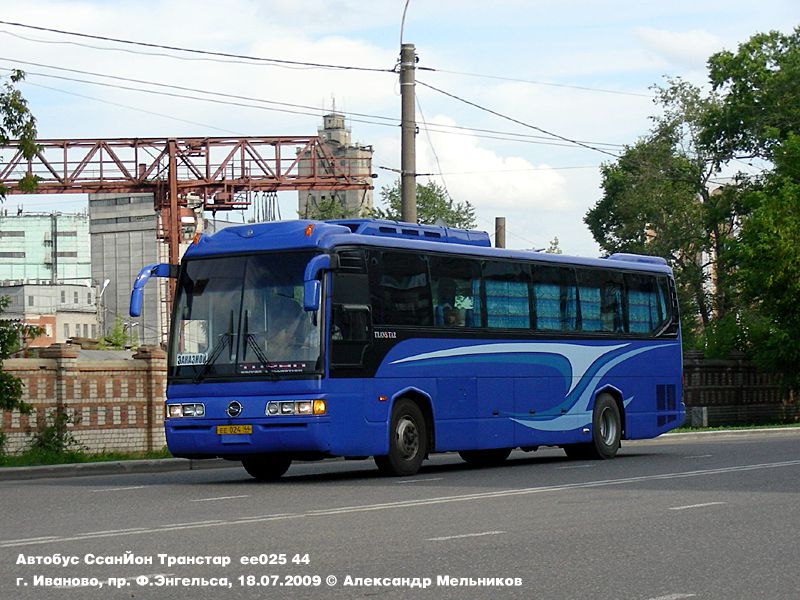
top-left (165, 418), bottom-right (333, 458)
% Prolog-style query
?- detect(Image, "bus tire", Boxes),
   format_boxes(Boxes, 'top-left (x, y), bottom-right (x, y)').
top-left (374, 399), bottom-right (428, 476)
top-left (458, 448), bottom-right (512, 467)
top-left (564, 393), bottom-right (621, 460)
top-left (241, 455), bottom-right (292, 481)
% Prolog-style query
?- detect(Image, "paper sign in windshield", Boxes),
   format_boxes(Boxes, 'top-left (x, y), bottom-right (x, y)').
top-left (177, 352), bottom-right (208, 366)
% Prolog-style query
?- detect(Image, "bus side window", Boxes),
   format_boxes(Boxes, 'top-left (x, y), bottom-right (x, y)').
top-left (577, 269), bottom-right (624, 333)
top-left (368, 251), bottom-right (432, 326)
top-left (625, 273), bottom-right (670, 335)
top-left (429, 256), bottom-right (480, 328)
top-left (532, 265), bottom-right (562, 331)
top-left (332, 305), bottom-right (370, 342)
top-left (483, 260), bottom-right (531, 329)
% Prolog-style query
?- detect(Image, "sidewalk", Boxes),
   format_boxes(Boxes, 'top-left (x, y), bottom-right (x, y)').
top-left (1, 427), bottom-right (798, 481)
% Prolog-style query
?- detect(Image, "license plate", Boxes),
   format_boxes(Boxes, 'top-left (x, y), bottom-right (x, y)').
top-left (216, 425), bottom-right (252, 435)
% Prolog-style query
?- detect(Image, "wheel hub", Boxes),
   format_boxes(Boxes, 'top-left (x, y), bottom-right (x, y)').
top-left (396, 417), bottom-right (419, 460)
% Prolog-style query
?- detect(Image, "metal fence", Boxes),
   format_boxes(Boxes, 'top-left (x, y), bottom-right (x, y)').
top-left (682, 351), bottom-right (799, 427)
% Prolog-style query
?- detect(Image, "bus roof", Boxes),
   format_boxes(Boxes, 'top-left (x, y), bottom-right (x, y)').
top-left (184, 219), bottom-right (673, 274)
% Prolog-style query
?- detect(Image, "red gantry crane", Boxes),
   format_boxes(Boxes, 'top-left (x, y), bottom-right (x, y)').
top-left (0, 136), bottom-right (373, 341)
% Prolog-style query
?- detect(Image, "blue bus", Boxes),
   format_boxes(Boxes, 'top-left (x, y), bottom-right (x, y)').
top-left (131, 219), bottom-right (684, 480)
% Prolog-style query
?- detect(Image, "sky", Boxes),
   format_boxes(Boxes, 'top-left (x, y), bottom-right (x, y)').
top-left (0, 0), bottom-right (797, 255)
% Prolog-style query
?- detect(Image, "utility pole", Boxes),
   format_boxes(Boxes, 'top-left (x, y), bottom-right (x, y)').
top-left (400, 43), bottom-right (417, 223)
top-left (495, 217), bottom-right (506, 248)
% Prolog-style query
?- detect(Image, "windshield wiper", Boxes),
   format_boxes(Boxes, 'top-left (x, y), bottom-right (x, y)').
top-left (193, 311), bottom-right (236, 383)
top-left (242, 310), bottom-right (279, 380)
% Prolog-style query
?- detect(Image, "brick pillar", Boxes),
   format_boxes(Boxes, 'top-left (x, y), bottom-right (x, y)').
top-left (133, 345), bottom-right (167, 452)
top-left (39, 343), bottom-right (80, 432)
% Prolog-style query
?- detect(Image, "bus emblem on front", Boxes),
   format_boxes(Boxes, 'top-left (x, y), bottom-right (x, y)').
top-left (227, 401), bottom-right (243, 418)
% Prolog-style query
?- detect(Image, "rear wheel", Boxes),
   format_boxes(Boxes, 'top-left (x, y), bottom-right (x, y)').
top-left (375, 399), bottom-right (428, 476)
top-left (241, 455), bottom-right (292, 481)
top-left (563, 393), bottom-right (621, 460)
top-left (458, 448), bottom-right (512, 467)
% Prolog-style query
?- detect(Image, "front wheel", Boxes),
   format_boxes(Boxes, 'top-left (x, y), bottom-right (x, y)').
top-left (242, 455), bottom-right (292, 481)
top-left (563, 393), bottom-right (621, 460)
top-left (375, 399), bottom-right (428, 476)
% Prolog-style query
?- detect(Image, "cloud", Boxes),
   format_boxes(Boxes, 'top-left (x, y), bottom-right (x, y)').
top-left (415, 115), bottom-right (570, 211)
top-left (634, 27), bottom-right (724, 69)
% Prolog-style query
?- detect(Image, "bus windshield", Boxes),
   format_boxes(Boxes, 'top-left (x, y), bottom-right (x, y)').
top-left (169, 251), bottom-right (322, 380)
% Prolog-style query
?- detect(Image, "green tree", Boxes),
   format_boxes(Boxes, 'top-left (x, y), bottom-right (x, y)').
top-left (1, 296), bottom-right (42, 415)
top-left (732, 134), bottom-right (800, 385)
top-left (702, 29), bottom-right (800, 164)
top-left (705, 29), bottom-right (800, 379)
top-left (0, 70), bottom-right (39, 198)
top-left (1, 72), bottom-right (39, 442)
top-left (585, 78), bottom-right (740, 345)
top-left (103, 317), bottom-right (128, 350)
top-left (587, 27), bottom-right (800, 373)
top-left (372, 179), bottom-right (477, 229)
top-left (545, 236), bottom-right (562, 254)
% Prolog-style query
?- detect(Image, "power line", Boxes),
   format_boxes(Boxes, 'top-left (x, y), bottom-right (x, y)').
top-left (378, 164), bottom-right (600, 176)
top-left (0, 29), bottom-right (333, 70)
top-left (23, 80), bottom-right (246, 135)
top-left (0, 20), bottom-right (395, 73)
top-left (2, 63), bottom-right (624, 150)
top-left (1, 57), bottom-right (399, 124)
top-left (0, 27), bottom-right (652, 102)
top-left (424, 68), bottom-right (653, 98)
top-left (417, 79), bottom-right (621, 158)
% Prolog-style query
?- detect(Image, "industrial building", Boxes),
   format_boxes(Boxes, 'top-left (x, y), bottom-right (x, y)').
top-left (0, 212), bottom-right (91, 285)
top-left (88, 192), bottom-right (162, 346)
top-left (297, 112), bottom-right (374, 218)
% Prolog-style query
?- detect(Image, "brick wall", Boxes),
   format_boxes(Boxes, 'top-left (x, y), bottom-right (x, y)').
top-left (2, 344), bottom-right (166, 455)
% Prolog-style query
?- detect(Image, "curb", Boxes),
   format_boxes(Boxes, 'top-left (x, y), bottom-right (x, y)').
top-left (654, 426), bottom-right (800, 443)
top-left (0, 457), bottom-right (237, 481)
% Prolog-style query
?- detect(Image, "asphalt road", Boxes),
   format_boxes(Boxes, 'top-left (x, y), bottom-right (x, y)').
top-left (1, 430), bottom-right (799, 600)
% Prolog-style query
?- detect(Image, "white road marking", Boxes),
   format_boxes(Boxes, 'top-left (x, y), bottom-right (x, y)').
top-left (668, 502), bottom-right (727, 511)
top-left (557, 464), bottom-right (597, 469)
top-left (91, 486), bottom-right (146, 493)
top-left (2, 459), bottom-right (799, 548)
top-left (395, 477), bottom-right (444, 484)
top-left (190, 494), bottom-right (250, 502)
top-left (683, 455), bottom-right (713, 459)
top-left (646, 594), bottom-right (697, 600)
top-left (160, 519), bottom-right (222, 527)
top-left (428, 530), bottom-right (505, 541)
top-left (74, 527), bottom-right (146, 536)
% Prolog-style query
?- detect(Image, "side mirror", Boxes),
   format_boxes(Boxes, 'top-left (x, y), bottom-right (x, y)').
top-left (302, 254), bottom-right (338, 311)
top-left (303, 280), bottom-right (322, 312)
top-left (130, 263), bottom-right (177, 317)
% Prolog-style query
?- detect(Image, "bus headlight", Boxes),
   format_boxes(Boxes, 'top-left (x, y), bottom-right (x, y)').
top-left (184, 404), bottom-right (204, 417)
top-left (264, 400), bottom-right (327, 416)
top-left (167, 403), bottom-right (205, 418)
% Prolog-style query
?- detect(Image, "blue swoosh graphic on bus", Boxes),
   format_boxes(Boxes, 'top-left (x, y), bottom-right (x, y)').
top-left (512, 343), bottom-right (674, 431)
top-left (389, 342), bottom-right (628, 395)
top-left (389, 340), bottom-right (676, 433)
